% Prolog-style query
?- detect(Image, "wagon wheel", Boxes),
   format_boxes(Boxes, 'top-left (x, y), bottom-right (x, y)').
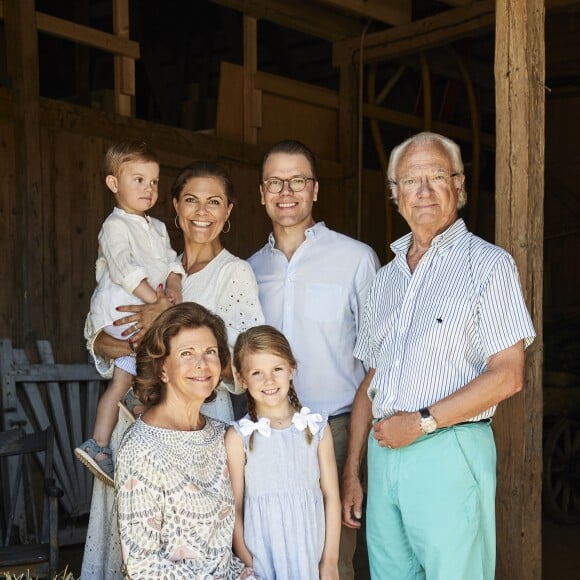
top-left (543, 418), bottom-right (580, 524)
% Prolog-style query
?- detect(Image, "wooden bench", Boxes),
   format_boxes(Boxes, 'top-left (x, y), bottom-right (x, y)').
top-left (0, 339), bottom-right (107, 544)
top-left (0, 427), bottom-right (62, 578)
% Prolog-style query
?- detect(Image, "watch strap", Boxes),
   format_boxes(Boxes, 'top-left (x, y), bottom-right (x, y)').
top-left (419, 407), bottom-right (431, 419)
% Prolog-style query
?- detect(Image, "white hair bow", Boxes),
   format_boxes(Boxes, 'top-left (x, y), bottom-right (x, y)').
top-left (292, 407), bottom-right (323, 435)
top-left (239, 417), bottom-right (271, 438)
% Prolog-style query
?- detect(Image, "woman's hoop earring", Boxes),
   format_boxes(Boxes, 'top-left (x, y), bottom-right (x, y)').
top-left (222, 220), bottom-right (231, 234)
top-left (174, 215), bottom-right (181, 230)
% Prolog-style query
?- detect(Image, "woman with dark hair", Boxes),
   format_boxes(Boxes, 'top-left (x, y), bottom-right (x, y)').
top-left (116, 303), bottom-right (256, 578)
top-left (81, 160), bottom-right (264, 578)
top-left (87, 159), bottom-right (264, 423)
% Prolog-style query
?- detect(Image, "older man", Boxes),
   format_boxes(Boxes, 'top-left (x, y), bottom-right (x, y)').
top-left (249, 139), bottom-right (380, 578)
top-left (342, 132), bottom-right (535, 579)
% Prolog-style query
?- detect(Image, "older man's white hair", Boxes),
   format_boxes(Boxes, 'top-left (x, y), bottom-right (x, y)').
top-left (387, 132), bottom-right (467, 209)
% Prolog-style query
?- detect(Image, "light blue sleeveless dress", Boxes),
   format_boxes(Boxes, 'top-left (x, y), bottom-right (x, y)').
top-left (233, 413), bottom-right (328, 580)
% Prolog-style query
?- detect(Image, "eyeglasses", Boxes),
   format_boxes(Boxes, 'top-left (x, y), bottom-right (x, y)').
top-left (262, 176), bottom-right (315, 194)
top-left (392, 171), bottom-right (460, 195)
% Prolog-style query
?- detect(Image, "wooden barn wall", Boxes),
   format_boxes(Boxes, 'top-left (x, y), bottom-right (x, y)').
top-left (216, 62), bottom-right (341, 163)
top-left (545, 93), bottom-right (580, 316)
top-left (0, 89), bottom-right (387, 364)
top-left (0, 99), bottom-right (16, 339)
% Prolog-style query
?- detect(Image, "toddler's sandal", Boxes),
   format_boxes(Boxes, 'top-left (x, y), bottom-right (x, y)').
top-left (118, 387), bottom-right (145, 423)
top-left (74, 438), bottom-right (114, 486)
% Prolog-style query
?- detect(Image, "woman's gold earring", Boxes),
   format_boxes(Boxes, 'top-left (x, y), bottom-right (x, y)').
top-left (174, 215), bottom-right (181, 230)
top-left (222, 220), bottom-right (231, 234)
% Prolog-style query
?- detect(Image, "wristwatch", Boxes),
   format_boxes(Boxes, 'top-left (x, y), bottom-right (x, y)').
top-left (419, 407), bottom-right (438, 434)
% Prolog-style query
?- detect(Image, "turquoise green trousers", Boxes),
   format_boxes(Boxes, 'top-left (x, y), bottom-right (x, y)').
top-left (366, 422), bottom-right (496, 580)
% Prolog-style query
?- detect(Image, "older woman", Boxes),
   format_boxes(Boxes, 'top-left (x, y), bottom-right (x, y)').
top-left (81, 161), bottom-right (264, 578)
top-left (116, 302), bottom-right (256, 578)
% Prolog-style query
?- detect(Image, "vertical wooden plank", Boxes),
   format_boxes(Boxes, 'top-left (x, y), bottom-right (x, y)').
top-left (74, 0), bottom-right (92, 106)
top-left (113, 0), bottom-right (133, 116)
top-left (339, 63), bottom-right (358, 236)
top-left (69, 136), bottom-right (100, 363)
top-left (227, 163), bottom-right (267, 258)
top-left (243, 15), bottom-right (259, 145)
top-left (3, 0), bottom-right (45, 346)
top-left (0, 115), bottom-right (16, 340)
top-left (494, 0), bottom-right (545, 578)
top-left (48, 131), bottom-right (95, 362)
top-left (216, 61), bottom-right (245, 141)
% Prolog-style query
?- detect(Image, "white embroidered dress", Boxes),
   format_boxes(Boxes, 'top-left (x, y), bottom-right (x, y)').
top-left (81, 249), bottom-right (264, 579)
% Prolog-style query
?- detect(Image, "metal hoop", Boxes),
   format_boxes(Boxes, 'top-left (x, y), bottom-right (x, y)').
top-left (222, 220), bottom-right (231, 234)
top-left (174, 215), bottom-right (181, 230)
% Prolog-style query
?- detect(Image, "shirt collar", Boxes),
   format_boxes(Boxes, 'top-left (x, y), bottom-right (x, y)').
top-left (267, 221), bottom-right (327, 249)
top-left (390, 218), bottom-right (467, 256)
top-left (113, 206), bottom-right (151, 223)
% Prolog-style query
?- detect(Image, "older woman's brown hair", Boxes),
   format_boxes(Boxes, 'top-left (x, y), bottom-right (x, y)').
top-left (134, 302), bottom-right (229, 407)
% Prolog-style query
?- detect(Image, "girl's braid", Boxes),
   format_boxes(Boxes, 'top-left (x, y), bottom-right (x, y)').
top-left (288, 381), bottom-right (313, 445)
top-left (246, 392), bottom-right (258, 451)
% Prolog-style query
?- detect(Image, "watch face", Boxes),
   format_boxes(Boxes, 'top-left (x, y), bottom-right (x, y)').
top-left (420, 416), bottom-right (437, 434)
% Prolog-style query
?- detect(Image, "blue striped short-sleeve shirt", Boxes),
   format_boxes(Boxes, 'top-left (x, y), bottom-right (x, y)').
top-left (354, 219), bottom-right (536, 420)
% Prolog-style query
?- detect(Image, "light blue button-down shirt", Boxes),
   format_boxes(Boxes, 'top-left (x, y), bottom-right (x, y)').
top-left (249, 222), bottom-right (380, 416)
top-left (354, 219), bottom-right (536, 420)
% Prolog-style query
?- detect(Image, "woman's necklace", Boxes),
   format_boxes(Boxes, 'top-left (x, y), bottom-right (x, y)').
top-left (182, 255), bottom-right (210, 275)
top-left (181, 243), bottom-right (222, 275)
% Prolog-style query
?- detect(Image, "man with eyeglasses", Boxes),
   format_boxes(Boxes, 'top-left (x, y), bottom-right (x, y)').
top-left (248, 139), bottom-right (380, 578)
top-left (342, 132), bottom-right (536, 579)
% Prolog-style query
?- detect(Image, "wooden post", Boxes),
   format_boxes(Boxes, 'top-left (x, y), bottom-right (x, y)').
top-left (3, 0), bottom-right (45, 346)
top-left (339, 63), bottom-right (358, 236)
top-left (243, 15), bottom-right (260, 145)
top-left (494, 0), bottom-right (544, 578)
top-left (113, 0), bottom-right (134, 116)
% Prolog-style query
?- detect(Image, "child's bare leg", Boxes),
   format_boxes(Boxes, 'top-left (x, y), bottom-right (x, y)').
top-left (92, 367), bottom-right (133, 456)
top-left (75, 367), bottom-right (133, 484)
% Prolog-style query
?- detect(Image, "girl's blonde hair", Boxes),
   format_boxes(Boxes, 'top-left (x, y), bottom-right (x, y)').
top-left (233, 325), bottom-right (313, 450)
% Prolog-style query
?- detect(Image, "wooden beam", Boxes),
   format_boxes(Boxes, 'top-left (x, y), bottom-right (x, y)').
top-left (210, 0), bottom-right (365, 42)
top-left (338, 64), bottom-right (358, 234)
top-left (243, 15), bottom-right (260, 144)
top-left (113, 0), bottom-right (133, 116)
top-left (3, 0), bottom-right (45, 346)
top-left (332, 0), bottom-right (572, 67)
top-left (494, 0), bottom-right (544, 578)
top-left (255, 71), bottom-right (340, 109)
top-left (333, 0), bottom-right (495, 65)
top-left (396, 49), bottom-right (494, 90)
top-left (0, 2), bottom-right (140, 59)
top-left (363, 102), bottom-right (495, 148)
top-left (316, 0), bottom-right (411, 26)
top-left (255, 67), bottom-right (492, 148)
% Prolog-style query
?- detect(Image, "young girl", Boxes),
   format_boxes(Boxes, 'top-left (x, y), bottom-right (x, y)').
top-left (75, 139), bottom-right (184, 486)
top-left (226, 325), bottom-right (341, 580)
